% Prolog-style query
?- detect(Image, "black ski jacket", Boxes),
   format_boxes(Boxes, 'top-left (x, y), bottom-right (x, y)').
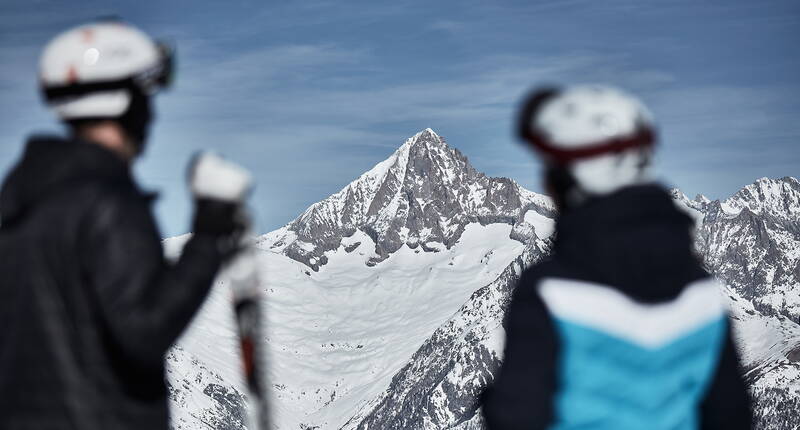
top-left (482, 185), bottom-right (752, 430)
top-left (0, 136), bottom-right (226, 430)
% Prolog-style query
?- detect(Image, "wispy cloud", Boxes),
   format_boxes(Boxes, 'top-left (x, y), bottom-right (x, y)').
top-left (428, 20), bottom-right (465, 35)
top-left (1, 0), bottom-right (798, 235)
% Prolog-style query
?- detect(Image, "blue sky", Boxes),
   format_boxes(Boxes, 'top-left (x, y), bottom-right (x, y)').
top-left (1, 0), bottom-right (798, 236)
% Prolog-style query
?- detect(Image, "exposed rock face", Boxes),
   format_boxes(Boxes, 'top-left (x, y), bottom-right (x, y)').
top-left (260, 129), bottom-right (554, 271)
top-left (690, 177), bottom-right (800, 321)
top-left (167, 346), bottom-right (248, 430)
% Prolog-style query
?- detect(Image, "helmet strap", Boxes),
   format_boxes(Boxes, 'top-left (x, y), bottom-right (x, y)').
top-left (545, 164), bottom-right (586, 213)
top-left (117, 86), bottom-right (152, 154)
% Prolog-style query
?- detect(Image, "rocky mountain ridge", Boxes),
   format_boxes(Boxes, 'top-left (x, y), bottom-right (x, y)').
top-left (259, 128), bottom-right (553, 271)
top-left (675, 177), bottom-right (800, 321)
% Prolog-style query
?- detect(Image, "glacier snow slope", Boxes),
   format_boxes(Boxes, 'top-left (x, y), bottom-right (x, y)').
top-left (168, 218), bottom-right (550, 429)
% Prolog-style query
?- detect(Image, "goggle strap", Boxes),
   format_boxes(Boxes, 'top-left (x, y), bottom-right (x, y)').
top-left (527, 127), bottom-right (656, 164)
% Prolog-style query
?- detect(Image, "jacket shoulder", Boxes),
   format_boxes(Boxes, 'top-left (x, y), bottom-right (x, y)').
top-left (514, 258), bottom-right (573, 301)
top-left (77, 179), bottom-right (160, 242)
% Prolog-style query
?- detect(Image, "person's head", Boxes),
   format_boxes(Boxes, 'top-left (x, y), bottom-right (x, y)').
top-left (39, 20), bottom-right (173, 162)
top-left (517, 85), bottom-right (657, 211)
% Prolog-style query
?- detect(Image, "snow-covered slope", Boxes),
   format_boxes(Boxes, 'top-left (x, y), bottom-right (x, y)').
top-left (340, 239), bottom-right (551, 430)
top-left (166, 129), bottom-right (799, 430)
top-left (265, 223), bottom-right (538, 429)
top-left (724, 284), bottom-right (800, 430)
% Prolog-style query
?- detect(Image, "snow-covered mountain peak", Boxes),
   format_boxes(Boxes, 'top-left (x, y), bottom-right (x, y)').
top-left (259, 129), bottom-right (554, 271)
top-left (695, 194), bottom-right (711, 204)
top-left (354, 128), bottom-right (441, 185)
top-left (723, 177), bottom-right (800, 220)
top-left (404, 127), bottom-right (442, 148)
top-left (695, 176), bottom-right (800, 321)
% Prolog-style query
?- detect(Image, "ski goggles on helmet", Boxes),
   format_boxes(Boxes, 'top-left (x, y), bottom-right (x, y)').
top-left (517, 86), bottom-right (657, 165)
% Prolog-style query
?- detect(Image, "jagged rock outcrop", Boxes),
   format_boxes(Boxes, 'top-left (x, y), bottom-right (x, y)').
top-left (692, 177), bottom-right (800, 321)
top-left (260, 129), bottom-right (553, 271)
top-left (167, 346), bottom-right (248, 430)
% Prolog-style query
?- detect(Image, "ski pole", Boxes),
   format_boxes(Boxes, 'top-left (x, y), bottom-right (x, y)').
top-left (190, 152), bottom-right (270, 429)
top-left (227, 241), bottom-right (271, 430)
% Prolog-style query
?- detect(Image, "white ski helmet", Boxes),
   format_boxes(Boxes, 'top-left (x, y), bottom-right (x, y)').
top-left (39, 20), bottom-right (172, 122)
top-left (518, 85), bottom-right (656, 196)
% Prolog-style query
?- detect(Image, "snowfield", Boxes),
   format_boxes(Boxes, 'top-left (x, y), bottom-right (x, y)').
top-left (170, 222), bottom-right (528, 429)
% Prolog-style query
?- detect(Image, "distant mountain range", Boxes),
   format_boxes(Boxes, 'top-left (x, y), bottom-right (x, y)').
top-left (166, 129), bottom-right (800, 430)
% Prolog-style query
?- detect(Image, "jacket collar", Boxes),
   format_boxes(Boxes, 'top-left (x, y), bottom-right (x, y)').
top-left (553, 184), bottom-right (704, 301)
top-left (1, 135), bottom-right (137, 224)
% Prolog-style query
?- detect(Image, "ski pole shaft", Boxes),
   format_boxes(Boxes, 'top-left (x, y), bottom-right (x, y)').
top-left (228, 246), bottom-right (270, 429)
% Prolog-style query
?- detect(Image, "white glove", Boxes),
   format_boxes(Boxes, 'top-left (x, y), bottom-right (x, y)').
top-left (189, 152), bottom-right (253, 203)
top-left (188, 152), bottom-right (254, 257)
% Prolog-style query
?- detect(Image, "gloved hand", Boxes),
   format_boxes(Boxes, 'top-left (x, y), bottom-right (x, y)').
top-left (188, 152), bottom-right (253, 258)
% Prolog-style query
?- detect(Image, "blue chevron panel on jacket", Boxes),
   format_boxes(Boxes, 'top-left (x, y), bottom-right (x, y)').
top-left (539, 278), bottom-right (727, 430)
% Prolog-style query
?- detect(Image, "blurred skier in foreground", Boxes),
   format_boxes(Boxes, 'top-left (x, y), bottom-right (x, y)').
top-left (0, 21), bottom-right (252, 429)
top-left (482, 86), bottom-right (752, 429)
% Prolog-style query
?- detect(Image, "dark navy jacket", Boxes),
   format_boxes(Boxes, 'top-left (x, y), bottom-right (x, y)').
top-left (482, 185), bottom-right (752, 430)
top-left (0, 137), bottom-right (226, 430)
